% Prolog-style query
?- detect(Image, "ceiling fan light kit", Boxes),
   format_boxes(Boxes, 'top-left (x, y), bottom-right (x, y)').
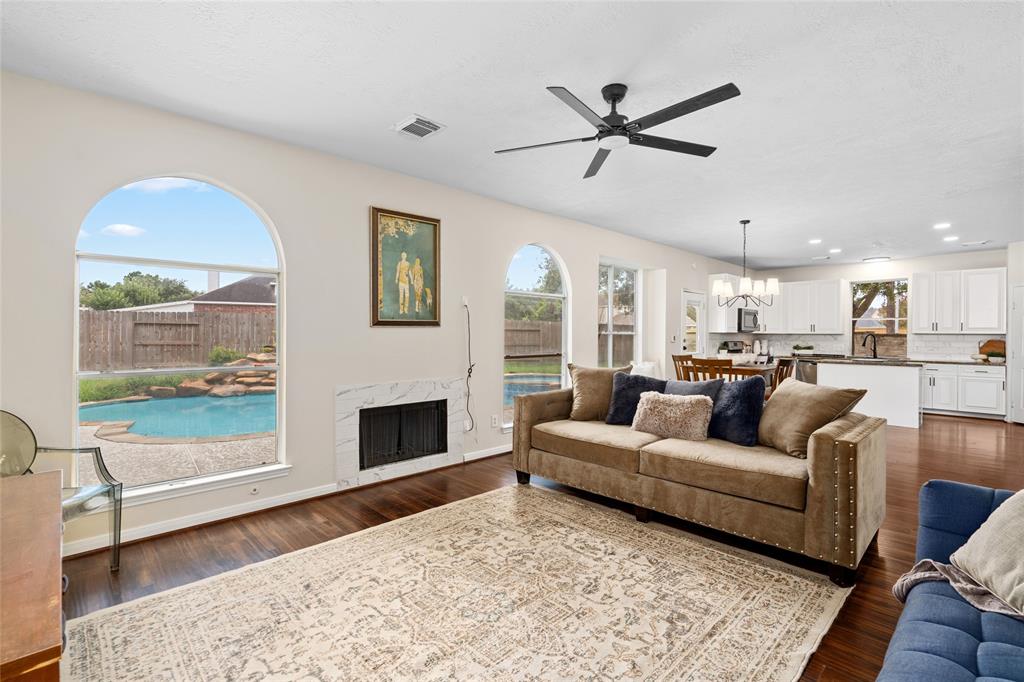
top-left (713, 220), bottom-right (778, 308)
top-left (495, 81), bottom-right (740, 178)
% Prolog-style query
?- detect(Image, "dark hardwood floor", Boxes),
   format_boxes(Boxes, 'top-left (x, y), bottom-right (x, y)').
top-left (63, 414), bottom-right (1024, 680)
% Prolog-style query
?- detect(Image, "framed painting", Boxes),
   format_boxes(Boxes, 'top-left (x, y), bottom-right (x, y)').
top-left (370, 207), bottom-right (441, 326)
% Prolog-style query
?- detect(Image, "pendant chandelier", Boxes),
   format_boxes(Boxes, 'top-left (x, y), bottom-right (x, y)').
top-left (712, 219), bottom-right (779, 307)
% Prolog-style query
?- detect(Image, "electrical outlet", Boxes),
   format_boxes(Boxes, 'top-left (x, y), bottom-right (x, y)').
top-left (490, 414), bottom-right (499, 428)
top-left (250, 486), bottom-right (259, 496)
top-left (462, 296), bottom-right (469, 306)
top-left (464, 419), bottom-right (473, 432)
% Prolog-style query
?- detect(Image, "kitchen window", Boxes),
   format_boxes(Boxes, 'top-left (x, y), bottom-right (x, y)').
top-left (851, 279), bottom-right (908, 357)
top-left (598, 264), bottom-right (639, 367)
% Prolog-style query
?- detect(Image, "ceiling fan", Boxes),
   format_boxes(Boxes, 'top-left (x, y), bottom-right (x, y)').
top-left (495, 82), bottom-right (740, 178)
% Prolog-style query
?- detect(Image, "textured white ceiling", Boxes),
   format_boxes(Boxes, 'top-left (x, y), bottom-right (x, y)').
top-left (2, 2), bottom-right (1021, 268)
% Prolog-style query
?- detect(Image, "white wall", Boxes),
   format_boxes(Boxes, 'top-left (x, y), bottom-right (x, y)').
top-left (0, 72), bottom-right (740, 544)
top-left (758, 250), bottom-right (1007, 282)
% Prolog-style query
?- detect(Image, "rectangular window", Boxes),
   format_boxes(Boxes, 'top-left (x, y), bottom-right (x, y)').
top-left (598, 264), bottom-right (638, 367)
top-left (851, 279), bottom-right (908, 358)
top-left (77, 259), bottom-right (279, 489)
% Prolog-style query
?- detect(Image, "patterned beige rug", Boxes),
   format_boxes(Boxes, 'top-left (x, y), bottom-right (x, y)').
top-left (65, 485), bottom-right (850, 681)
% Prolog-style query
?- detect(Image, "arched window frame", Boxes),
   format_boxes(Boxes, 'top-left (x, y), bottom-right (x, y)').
top-left (501, 244), bottom-right (569, 427)
top-left (73, 175), bottom-right (286, 498)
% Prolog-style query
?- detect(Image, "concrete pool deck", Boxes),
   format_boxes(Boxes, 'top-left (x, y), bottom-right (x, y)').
top-left (77, 424), bottom-right (276, 488)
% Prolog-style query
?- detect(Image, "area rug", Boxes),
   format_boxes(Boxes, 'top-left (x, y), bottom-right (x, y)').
top-left (65, 485), bottom-right (850, 681)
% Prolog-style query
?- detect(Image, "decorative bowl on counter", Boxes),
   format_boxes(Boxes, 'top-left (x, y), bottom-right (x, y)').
top-left (970, 353), bottom-right (988, 361)
top-left (988, 356), bottom-right (1005, 365)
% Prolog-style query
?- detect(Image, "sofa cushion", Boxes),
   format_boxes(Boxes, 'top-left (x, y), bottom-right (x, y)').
top-left (606, 372), bottom-right (667, 425)
top-left (632, 393), bottom-right (713, 441)
top-left (532, 419), bottom-right (660, 473)
top-left (567, 363), bottom-right (631, 421)
top-left (639, 437), bottom-right (809, 510)
top-left (708, 375), bottom-right (766, 446)
top-left (759, 378), bottom-right (866, 458)
top-left (951, 489), bottom-right (1024, 615)
top-left (664, 378), bottom-right (724, 401)
top-left (879, 580), bottom-right (1024, 682)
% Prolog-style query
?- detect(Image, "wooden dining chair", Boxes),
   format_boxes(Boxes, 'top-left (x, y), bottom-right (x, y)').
top-left (671, 354), bottom-right (693, 380)
top-left (688, 357), bottom-right (733, 381)
top-left (766, 358), bottom-right (796, 398)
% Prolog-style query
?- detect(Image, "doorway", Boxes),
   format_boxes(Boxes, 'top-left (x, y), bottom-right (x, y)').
top-left (682, 291), bottom-right (706, 356)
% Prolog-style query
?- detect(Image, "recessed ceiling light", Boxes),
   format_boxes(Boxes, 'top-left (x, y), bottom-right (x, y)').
top-left (933, 223), bottom-right (951, 230)
top-left (862, 256), bottom-right (891, 263)
top-left (811, 255), bottom-right (831, 261)
top-left (960, 240), bottom-right (990, 247)
top-left (943, 235), bottom-right (959, 242)
top-left (808, 238), bottom-right (822, 245)
top-left (829, 248), bottom-right (842, 254)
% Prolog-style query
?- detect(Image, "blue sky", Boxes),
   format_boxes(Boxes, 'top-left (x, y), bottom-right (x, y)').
top-left (78, 178), bottom-right (278, 292)
top-left (505, 244), bottom-right (558, 292)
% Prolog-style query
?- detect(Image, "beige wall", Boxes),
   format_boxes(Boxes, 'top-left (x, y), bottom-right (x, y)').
top-left (0, 72), bottom-right (740, 544)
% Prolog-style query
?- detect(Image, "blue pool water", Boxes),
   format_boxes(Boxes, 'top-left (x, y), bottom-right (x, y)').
top-left (503, 373), bottom-right (561, 407)
top-left (79, 394), bottom-right (277, 438)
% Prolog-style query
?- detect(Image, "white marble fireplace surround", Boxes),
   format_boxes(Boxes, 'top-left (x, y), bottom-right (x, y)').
top-left (335, 377), bottom-right (465, 489)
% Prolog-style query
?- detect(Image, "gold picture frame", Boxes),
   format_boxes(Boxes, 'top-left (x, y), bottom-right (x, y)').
top-left (370, 207), bottom-right (440, 327)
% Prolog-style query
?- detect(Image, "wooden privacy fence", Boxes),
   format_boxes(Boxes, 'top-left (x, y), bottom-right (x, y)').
top-left (504, 319), bottom-right (562, 357)
top-left (80, 310), bottom-right (276, 371)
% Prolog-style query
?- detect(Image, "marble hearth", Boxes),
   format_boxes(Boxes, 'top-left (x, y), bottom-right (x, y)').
top-left (335, 377), bottom-right (465, 489)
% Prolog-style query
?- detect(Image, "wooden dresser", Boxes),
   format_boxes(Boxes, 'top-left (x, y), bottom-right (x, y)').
top-left (1, 471), bottom-right (64, 681)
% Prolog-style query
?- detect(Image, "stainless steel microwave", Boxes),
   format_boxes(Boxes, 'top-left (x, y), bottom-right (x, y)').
top-left (737, 308), bottom-right (759, 332)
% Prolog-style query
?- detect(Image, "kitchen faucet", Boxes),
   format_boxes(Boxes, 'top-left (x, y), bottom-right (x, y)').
top-left (862, 332), bottom-right (878, 359)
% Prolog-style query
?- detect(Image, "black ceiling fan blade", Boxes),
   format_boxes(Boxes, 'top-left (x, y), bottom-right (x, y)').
top-left (494, 136), bottom-right (596, 154)
top-left (629, 133), bottom-right (716, 157)
top-left (583, 148), bottom-right (611, 178)
top-left (547, 87), bottom-right (610, 130)
top-left (628, 83), bottom-right (740, 132)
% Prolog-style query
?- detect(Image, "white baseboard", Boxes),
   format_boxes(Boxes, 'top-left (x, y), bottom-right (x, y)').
top-left (62, 483), bottom-right (338, 558)
top-left (63, 444), bottom-right (512, 558)
top-left (463, 444), bottom-right (511, 461)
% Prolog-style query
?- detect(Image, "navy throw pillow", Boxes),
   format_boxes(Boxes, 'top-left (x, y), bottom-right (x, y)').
top-left (665, 378), bottom-right (725, 401)
top-left (606, 372), bottom-right (667, 425)
top-left (708, 376), bottom-right (766, 446)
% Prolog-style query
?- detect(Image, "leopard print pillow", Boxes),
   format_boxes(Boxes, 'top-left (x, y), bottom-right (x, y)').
top-left (631, 391), bottom-right (713, 441)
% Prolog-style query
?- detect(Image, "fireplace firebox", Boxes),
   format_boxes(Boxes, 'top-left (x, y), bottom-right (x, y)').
top-left (358, 399), bottom-right (448, 470)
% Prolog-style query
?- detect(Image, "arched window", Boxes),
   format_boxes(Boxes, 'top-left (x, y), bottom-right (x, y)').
top-left (502, 244), bottom-right (567, 425)
top-left (76, 177), bottom-right (281, 490)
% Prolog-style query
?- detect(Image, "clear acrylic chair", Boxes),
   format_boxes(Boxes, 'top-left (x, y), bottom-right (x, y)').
top-left (1, 411), bottom-right (122, 571)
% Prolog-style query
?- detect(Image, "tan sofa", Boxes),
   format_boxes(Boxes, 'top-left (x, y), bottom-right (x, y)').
top-left (512, 388), bottom-right (887, 584)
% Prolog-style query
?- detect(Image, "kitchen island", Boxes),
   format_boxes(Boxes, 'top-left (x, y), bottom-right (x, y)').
top-left (817, 359), bottom-right (923, 428)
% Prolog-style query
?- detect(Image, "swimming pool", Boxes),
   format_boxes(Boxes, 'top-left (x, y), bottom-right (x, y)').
top-left (79, 393), bottom-right (276, 438)
top-left (503, 373), bottom-right (562, 407)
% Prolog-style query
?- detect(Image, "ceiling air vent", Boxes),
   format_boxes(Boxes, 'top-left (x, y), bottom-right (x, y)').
top-left (394, 114), bottom-right (445, 139)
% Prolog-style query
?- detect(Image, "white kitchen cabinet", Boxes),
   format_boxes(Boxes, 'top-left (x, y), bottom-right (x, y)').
top-left (960, 268), bottom-right (1006, 333)
top-left (920, 363), bottom-right (1006, 416)
top-left (756, 289), bottom-right (786, 334)
top-left (920, 365), bottom-right (957, 411)
top-left (911, 268), bottom-right (1005, 334)
top-left (785, 280), bottom-right (844, 334)
top-left (707, 274), bottom-right (740, 333)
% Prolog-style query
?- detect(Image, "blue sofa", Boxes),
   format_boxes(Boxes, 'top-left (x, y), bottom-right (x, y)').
top-left (877, 480), bottom-right (1023, 681)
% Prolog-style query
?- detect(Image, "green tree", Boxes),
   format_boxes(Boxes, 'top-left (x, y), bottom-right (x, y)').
top-left (80, 271), bottom-right (200, 310)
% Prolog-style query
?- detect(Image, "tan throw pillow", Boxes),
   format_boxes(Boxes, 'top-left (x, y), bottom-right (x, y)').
top-left (567, 363), bottom-right (631, 421)
top-left (950, 489), bottom-right (1024, 615)
top-left (632, 392), bottom-right (713, 441)
top-left (758, 378), bottom-right (866, 457)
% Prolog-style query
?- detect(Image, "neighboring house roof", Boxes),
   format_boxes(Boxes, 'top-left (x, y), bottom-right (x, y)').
top-left (192, 275), bottom-right (276, 304)
top-left (109, 300), bottom-right (196, 312)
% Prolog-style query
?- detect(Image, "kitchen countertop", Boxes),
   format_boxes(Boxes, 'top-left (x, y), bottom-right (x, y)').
top-left (778, 355), bottom-right (1002, 368)
top-left (813, 358), bottom-right (924, 367)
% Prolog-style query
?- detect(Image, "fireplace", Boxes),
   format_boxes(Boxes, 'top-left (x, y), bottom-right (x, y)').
top-left (359, 399), bottom-right (448, 470)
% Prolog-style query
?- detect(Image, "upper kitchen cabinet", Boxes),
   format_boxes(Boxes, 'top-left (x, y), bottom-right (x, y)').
top-left (755, 284), bottom-right (786, 334)
top-left (707, 274), bottom-right (741, 333)
top-left (911, 267), bottom-right (1005, 334)
top-left (785, 280), bottom-right (845, 334)
top-left (960, 268), bottom-right (1006, 333)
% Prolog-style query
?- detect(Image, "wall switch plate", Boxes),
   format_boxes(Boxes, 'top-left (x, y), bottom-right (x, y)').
top-left (490, 414), bottom-right (499, 428)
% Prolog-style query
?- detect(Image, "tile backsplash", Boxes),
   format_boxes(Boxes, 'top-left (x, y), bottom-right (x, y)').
top-left (907, 334), bottom-right (1003, 361)
top-left (708, 333), bottom-right (848, 356)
